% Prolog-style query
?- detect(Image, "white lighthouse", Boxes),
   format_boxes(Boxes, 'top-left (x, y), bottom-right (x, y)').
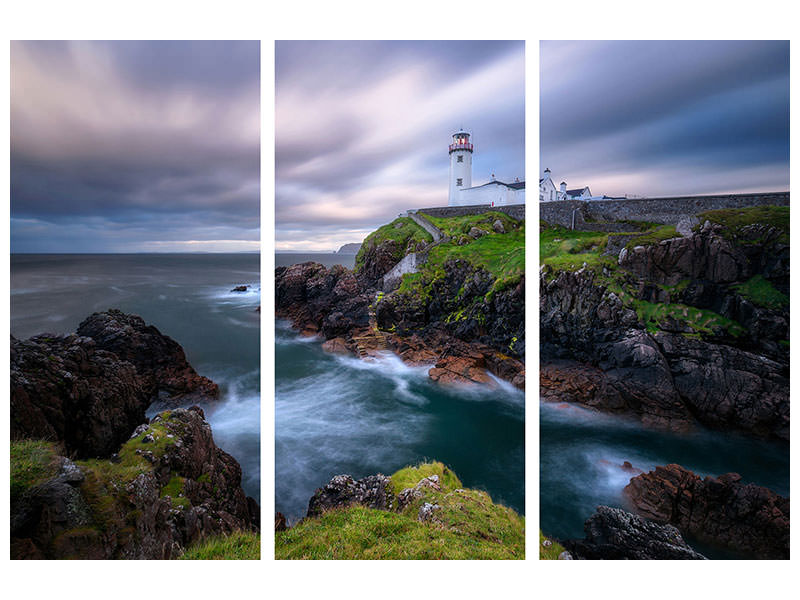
top-left (448, 130), bottom-right (473, 206)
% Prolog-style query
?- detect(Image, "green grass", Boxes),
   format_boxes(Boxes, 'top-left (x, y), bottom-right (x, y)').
top-left (625, 225), bottom-right (678, 250)
top-left (160, 475), bottom-right (190, 509)
top-left (731, 275), bottom-right (788, 310)
top-left (10, 439), bottom-right (61, 502)
top-left (632, 299), bottom-right (747, 337)
top-left (179, 531), bottom-right (260, 560)
top-left (275, 461), bottom-right (524, 560)
top-left (540, 531), bottom-right (567, 560)
top-left (388, 461), bottom-right (462, 496)
top-left (354, 217), bottom-right (433, 273)
top-left (424, 211), bottom-right (519, 238)
top-left (539, 225), bottom-right (614, 276)
top-left (696, 206), bottom-right (789, 243)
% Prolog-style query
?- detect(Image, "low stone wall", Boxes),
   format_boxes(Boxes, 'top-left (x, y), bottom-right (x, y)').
top-left (414, 203), bottom-right (526, 221)
top-left (540, 192), bottom-right (789, 229)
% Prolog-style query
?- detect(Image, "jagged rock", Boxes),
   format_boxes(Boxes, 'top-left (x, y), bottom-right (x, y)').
top-left (275, 512), bottom-right (287, 532)
top-left (417, 502), bottom-right (441, 523)
top-left (307, 474), bottom-right (393, 517)
top-left (231, 285), bottom-right (249, 292)
top-left (564, 506), bottom-right (706, 560)
top-left (625, 464), bottom-right (789, 559)
top-left (10, 407), bottom-right (259, 560)
top-left (77, 310), bottom-right (219, 404)
top-left (10, 333), bottom-right (148, 458)
top-left (492, 219), bottom-right (505, 234)
top-left (321, 337), bottom-right (350, 355)
top-left (558, 550), bottom-right (573, 560)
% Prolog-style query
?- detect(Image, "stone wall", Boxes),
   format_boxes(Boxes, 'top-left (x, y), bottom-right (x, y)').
top-left (414, 203), bottom-right (526, 221)
top-left (540, 192), bottom-right (789, 229)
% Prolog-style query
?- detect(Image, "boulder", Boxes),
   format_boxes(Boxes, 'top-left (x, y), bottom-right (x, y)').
top-left (564, 505), bottom-right (706, 560)
top-left (625, 464), bottom-right (789, 559)
top-left (307, 474), bottom-right (394, 517)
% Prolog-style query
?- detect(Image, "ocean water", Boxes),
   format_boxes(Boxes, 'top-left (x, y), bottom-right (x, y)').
top-left (276, 253), bottom-right (355, 269)
top-left (275, 320), bottom-right (525, 522)
top-left (10, 253), bottom-right (260, 501)
top-left (540, 401), bottom-right (789, 558)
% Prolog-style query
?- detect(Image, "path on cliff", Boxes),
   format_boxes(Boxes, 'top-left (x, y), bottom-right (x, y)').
top-left (350, 297), bottom-right (390, 358)
top-left (409, 212), bottom-right (443, 244)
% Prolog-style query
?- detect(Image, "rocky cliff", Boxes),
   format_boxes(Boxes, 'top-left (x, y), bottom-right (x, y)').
top-left (276, 211), bottom-right (525, 388)
top-left (540, 206), bottom-right (789, 440)
top-left (9, 310), bottom-right (258, 559)
top-left (624, 464), bottom-right (789, 559)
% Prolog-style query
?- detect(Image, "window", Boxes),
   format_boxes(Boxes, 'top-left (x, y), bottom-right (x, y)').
top-left (457, 155), bottom-right (463, 163)
top-left (456, 178), bottom-right (463, 186)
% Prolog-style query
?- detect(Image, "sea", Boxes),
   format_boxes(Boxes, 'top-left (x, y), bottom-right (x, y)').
top-left (540, 400), bottom-right (790, 559)
top-left (10, 253), bottom-right (261, 502)
top-left (275, 253), bottom-right (524, 523)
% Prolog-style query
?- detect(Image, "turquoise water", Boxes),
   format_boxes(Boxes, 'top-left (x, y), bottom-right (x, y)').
top-left (540, 401), bottom-right (789, 558)
top-left (275, 320), bottom-right (525, 522)
top-left (10, 254), bottom-right (260, 501)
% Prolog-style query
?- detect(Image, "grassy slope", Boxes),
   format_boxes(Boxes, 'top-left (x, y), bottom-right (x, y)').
top-left (394, 213), bottom-right (524, 306)
top-left (354, 217), bottom-right (433, 273)
top-left (10, 440), bottom-right (61, 503)
top-left (539, 531), bottom-right (567, 560)
top-left (179, 531), bottom-right (260, 560)
top-left (275, 461), bottom-right (525, 560)
top-left (696, 206), bottom-right (789, 243)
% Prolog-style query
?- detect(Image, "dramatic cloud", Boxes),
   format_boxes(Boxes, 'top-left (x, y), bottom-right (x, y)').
top-left (276, 41), bottom-right (525, 251)
top-left (540, 41), bottom-right (789, 197)
top-left (11, 41), bottom-right (260, 253)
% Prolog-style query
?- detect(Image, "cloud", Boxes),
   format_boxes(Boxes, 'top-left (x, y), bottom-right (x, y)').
top-left (275, 41), bottom-right (525, 251)
top-left (540, 41), bottom-right (789, 197)
top-left (11, 41), bottom-right (260, 253)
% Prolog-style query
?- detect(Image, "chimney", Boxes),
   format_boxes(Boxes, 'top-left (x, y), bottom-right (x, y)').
top-left (543, 167), bottom-right (551, 180)
top-left (560, 181), bottom-right (566, 193)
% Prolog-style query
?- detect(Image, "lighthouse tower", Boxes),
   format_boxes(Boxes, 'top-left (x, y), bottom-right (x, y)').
top-left (448, 130), bottom-right (473, 206)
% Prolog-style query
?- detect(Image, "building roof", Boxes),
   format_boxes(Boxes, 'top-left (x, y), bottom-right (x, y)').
top-left (468, 179), bottom-right (525, 191)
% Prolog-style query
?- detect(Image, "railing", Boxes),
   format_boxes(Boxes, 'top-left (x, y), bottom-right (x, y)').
top-left (448, 143), bottom-right (473, 152)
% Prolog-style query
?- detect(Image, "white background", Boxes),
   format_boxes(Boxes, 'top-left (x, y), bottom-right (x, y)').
top-left (1, 0), bottom-right (797, 597)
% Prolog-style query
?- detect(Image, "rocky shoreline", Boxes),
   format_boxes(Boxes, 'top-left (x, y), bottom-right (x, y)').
top-left (540, 207), bottom-right (790, 559)
top-left (276, 260), bottom-right (525, 389)
top-left (10, 310), bottom-right (259, 560)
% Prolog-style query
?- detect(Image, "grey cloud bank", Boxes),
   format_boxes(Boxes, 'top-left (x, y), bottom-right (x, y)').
top-left (276, 41), bottom-right (524, 252)
top-left (11, 40), bottom-right (260, 253)
top-left (540, 40), bottom-right (789, 198)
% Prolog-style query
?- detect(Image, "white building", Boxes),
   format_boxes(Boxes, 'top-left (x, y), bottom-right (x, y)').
top-left (447, 131), bottom-right (525, 207)
top-left (539, 167), bottom-right (604, 201)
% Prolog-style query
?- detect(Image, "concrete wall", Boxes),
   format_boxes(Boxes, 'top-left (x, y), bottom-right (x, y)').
top-left (539, 192), bottom-right (790, 229)
top-left (414, 203), bottom-right (526, 221)
top-left (456, 183), bottom-right (525, 207)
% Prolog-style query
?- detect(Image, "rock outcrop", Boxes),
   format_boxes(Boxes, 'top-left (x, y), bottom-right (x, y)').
top-left (540, 221), bottom-right (789, 440)
top-left (564, 505), bottom-right (706, 560)
top-left (77, 309), bottom-right (219, 404)
top-left (624, 464), bottom-right (789, 559)
top-left (307, 474), bottom-right (394, 517)
top-left (11, 407), bottom-right (259, 560)
top-left (11, 310), bottom-right (219, 458)
top-left (276, 258), bottom-right (525, 388)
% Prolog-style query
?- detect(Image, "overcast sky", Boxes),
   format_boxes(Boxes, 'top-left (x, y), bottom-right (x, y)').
top-left (540, 40), bottom-right (789, 198)
top-left (276, 41), bottom-right (525, 252)
top-left (11, 40), bottom-right (259, 253)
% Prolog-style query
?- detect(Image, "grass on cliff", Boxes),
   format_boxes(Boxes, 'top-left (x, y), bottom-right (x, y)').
top-left (540, 531), bottom-right (567, 560)
top-left (354, 217), bottom-right (433, 273)
top-left (275, 461), bottom-right (524, 560)
top-left (180, 531), bottom-right (260, 560)
top-left (732, 275), bottom-right (788, 310)
top-left (632, 299), bottom-right (747, 338)
top-left (625, 225), bottom-right (679, 250)
top-left (10, 439), bottom-right (61, 502)
top-left (695, 206), bottom-right (789, 243)
top-left (539, 225), bottom-right (613, 274)
top-left (424, 211), bottom-right (519, 239)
